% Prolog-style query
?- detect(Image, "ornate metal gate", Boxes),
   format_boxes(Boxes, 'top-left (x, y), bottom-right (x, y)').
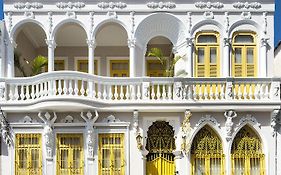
top-left (146, 121), bottom-right (176, 175)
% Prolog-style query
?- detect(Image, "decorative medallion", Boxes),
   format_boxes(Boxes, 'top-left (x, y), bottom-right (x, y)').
top-left (19, 116), bottom-right (37, 123)
top-left (102, 115), bottom-right (121, 123)
top-left (203, 11), bottom-right (214, 19)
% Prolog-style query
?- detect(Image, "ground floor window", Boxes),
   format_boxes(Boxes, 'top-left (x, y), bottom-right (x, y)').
top-left (191, 126), bottom-right (224, 175)
top-left (146, 121), bottom-right (176, 175)
top-left (56, 134), bottom-right (84, 175)
top-left (15, 133), bottom-right (42, 175)
top-left (98, 133), bottom-right (125, 175)
top-left (231, 126), bottom-right (265, 175)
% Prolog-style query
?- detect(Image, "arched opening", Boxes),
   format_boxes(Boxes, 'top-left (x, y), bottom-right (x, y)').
top-left (145, 36), bottom-right (173, 77)
top-left (95, 22), bottom-right (129, 77)
top-left (13, 22), bottom-right (47, 77)
top-left (146, 121), bottom-right (175, 175)
top-left (54, 22), bottom-right (87, 72)
top-left (191, 125), bottom-right (224, 175)
top-left (231, 125), bottom-right (265, 175)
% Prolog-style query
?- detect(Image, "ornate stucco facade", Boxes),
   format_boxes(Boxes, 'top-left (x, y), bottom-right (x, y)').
top-left (0, 0), bottom-right (280, 175)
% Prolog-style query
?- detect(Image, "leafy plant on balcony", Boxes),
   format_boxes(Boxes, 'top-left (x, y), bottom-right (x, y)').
top-left (14, 52), bottom-right (48, 77)
top-left (147, 48), bottom-right (182, 77)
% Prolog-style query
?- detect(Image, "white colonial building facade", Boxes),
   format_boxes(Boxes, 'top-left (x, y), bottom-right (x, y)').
top-left (0, 0), bottom-right (280, 175)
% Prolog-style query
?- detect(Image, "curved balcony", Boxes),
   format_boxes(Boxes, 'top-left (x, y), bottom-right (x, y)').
top-left (0, 71), bottom-right (280, 111)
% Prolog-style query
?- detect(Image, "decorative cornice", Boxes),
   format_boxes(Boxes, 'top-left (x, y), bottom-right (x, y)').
top-left (147, 2), bottom-right (176, 9)
top-left (233, 2), bottom-right (261, 9)
top-left (56, 2), bottom-right (85, 9)
top-left (97, 2), bottom-right (127, 9)
top-left (14, 2), bottom-right (43, 9)
top-left (194, 2), bottom-right (224, 9)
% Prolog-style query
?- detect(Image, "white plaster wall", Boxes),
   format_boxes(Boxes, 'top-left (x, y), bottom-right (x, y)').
top-left (274, 44), bottom-right (281, 77)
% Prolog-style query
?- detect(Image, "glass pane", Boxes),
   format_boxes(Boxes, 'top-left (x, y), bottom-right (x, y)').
top-left (198, 48), bottom-right (204, 63)
top-left (102, 149), bottom-right (110, 168)
top-left (250, 158), bottom-right (260, 175)
top-left (61, 150), bottom-right (68, 169)
top-left (55, 61), bottom-right (65, 71)
top-left (247, 48), bottom-right (254, 63)
top-left (19, 149), bottom-right (28, 169)
top-left (198, 35), bottom-right (217, 43)
top-left (112, 62), bottom-right (129, 70)
top-left (78, 61), bottom-right (88, 73)
top-left (210, 48), bottom-right (217, 63)
top-left (235, 48), bottom-right (242, 63)
top-left (210, 158), bottom-right (221, 175)
top-left (194, 158), bottom-right (205, 175)
top-left (234, 35), bottom-right (254, 43)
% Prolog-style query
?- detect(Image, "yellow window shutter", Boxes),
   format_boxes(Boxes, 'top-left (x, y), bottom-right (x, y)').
top-left (210, 64), bottom-right (217, 77)
top-left (234, 64), bottom-right (243, 77)
top-left (197, 64), bottom-right (205, 77)
top-left (246, 64), bottom-right (255, 77)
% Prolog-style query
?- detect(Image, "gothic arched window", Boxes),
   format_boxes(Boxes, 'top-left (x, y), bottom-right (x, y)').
top-left (191, 126), bottom-right (224, 175)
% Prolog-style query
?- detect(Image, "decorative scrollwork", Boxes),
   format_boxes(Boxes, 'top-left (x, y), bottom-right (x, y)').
top-left (97, 2), bottom-right (127, 9)
top-left (146, 121), bottom-right (176, 153)
top-left (233, 2), bottom-right (261, 9)
top-left (195, 2), bottom-right (224, 9)
top-left (14, 2), bottom-right (43, 9)
top-left (56, 2), bottom-right (85, 9)
top-left (191, 126), bottom-right (223, 155)
top-left (232, 126), bottom-right (262, 155)
top-left (181, 110), bottom-right (192, 154)
top-left (147, 2), bottom-right (176, 9)
top-left (0, 110), bottom-right (13, 147)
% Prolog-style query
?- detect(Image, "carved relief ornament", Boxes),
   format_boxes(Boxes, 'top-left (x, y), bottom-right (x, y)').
top-left (147, 2), bottom-right (176, 9)
top-left (181, 110), bottom-right (192, 154)
top-left (195, 2), bottom-right (224, 9)
top-left (14, 2), bottom-right (43, 9)
top-left (56, 2), bottom-right (85, 9)
top-left (233, 2), bottom-right (261, 9)
top-left (97, 2), bottom-right (127, 9)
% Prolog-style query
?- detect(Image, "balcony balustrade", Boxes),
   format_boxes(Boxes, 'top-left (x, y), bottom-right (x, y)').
top-left (0, 71), bottom-right (280, 104)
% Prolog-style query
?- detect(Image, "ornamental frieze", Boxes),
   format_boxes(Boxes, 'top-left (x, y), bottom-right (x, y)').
top-left (56, 2), bottom-right (85, 9)
top-left (233, 2), bottom-right (261, 9)
top-left (97, 2), bottom-right (127, 9)
top-left (147, 2), bottom-right (176, 9)
top-left (194, 2), bottom-right (224, 9)
top-left (14, 2), bottom-right (43, 9)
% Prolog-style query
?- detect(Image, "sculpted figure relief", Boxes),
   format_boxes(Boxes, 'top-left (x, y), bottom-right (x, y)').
top-left (224, 110), bottom-right (237, 141)
top-left (81, 110), bottom-right (99, 159)
top-left (181, 110), bottom-right (192, 154)
top-left (38, 112), bottom-right (57, 159)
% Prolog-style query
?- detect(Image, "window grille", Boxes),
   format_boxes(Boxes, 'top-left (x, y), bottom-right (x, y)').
top-left (15, 133), bottom-right (42, 175)
top-left (56, 134), bottom-right (84, 175)
top-left (98, 133), bottom-right (125, 175)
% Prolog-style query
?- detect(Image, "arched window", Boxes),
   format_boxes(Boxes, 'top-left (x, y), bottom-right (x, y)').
top-left (195, 32), bottom-right (220, 77)
top-left (231, 125), bottom-right (265, 175)
top-left (191, 126), bottom-right (224, 175)
top-left (232, 32), bottom-right (257, 77)
top-left (146, 121), bottom-right (176, 175)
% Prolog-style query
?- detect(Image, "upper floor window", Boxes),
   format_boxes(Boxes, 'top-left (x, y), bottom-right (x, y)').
top-left (232, 32), bottom-right (257, 77)
top-left (195, 32), bottom-right (220, 77)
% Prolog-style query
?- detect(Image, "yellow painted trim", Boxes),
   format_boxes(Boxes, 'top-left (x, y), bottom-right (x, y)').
top-left (195, 31), bottom-right (220, 77)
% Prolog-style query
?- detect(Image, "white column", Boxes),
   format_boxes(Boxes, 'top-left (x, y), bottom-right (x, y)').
top-left (0, 23), bottom-right (5, 77)
top-left (7, 39), bottom-right (15, 78)
top-left (260, 38), bottom-right (268, 77)
top-left (223, 38), bottom-right (231, 77)
top-left (87, 39), bottom-right (96, 74)
top-left (46, 39), bottom-right (56, 72)
top-left (186, 38), bottom-right (194, 77)
top-left (128, 38), bottom-right (136, 77)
